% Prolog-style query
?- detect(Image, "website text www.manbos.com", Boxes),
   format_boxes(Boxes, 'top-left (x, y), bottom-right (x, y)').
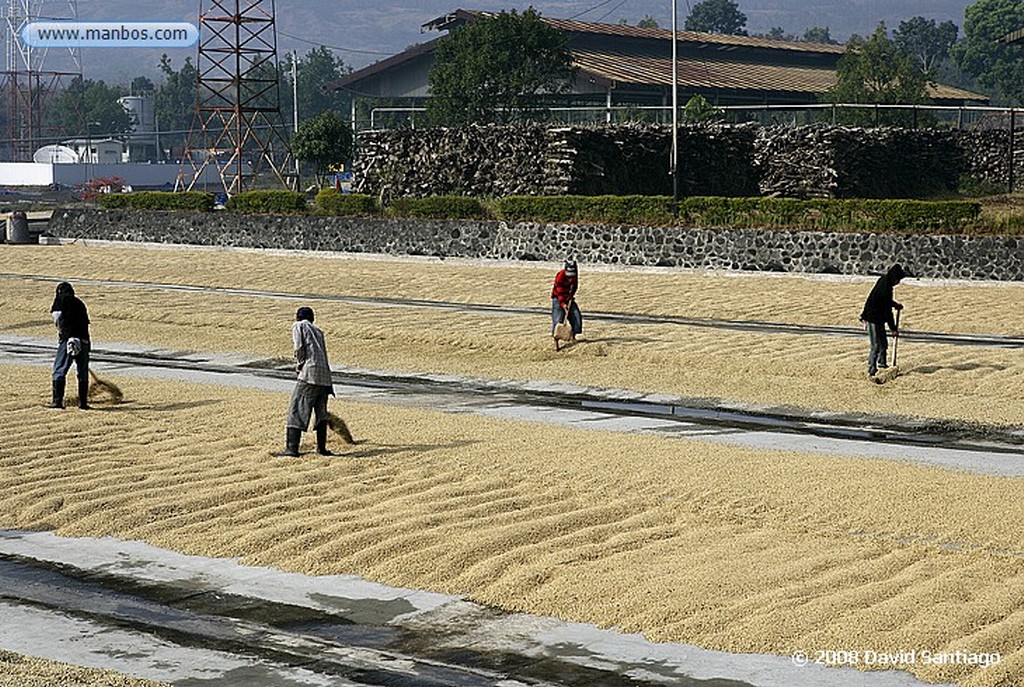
top-left (22, 22), bottom-right (198, 48)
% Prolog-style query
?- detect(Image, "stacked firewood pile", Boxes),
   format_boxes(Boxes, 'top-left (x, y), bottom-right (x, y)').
top-left (755, 125), bottom-right (962, 198)
top-left (956, 129), bottom-right (1014, 190)
top-left (354, 122), bottom-right (1015, 200)
top-left (677, 124), bottom-right (760, 197)
top-left (544, 125), bottom-right (670, 195)
top-left (355, 123), bottom-right (760, 199)
top-left (353, 124), bottom-right (551, 201)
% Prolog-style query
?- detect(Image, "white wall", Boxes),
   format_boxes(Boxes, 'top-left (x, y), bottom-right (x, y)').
top-left (0, 163), bottom-right (55, 186)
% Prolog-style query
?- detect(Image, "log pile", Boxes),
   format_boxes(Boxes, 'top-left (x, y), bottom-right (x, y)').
top-left (354, 122), bottom-right (1017, 200)
top-left (544, 125), bottom-right (672, 196)
top-left (755, 125), bottom-right (962, 198)
top-left (754, 125), bottom-right (839, 198)
top-left (676, 123), bottom-right (759, 197)
top-left (353, 124), bottom-right (551, 201)
top-left (957, 129), bottom-right (1014, 191)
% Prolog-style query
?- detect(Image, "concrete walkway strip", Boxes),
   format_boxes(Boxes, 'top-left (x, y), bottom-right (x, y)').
top-left (0, 530), bottom-right (945, 687)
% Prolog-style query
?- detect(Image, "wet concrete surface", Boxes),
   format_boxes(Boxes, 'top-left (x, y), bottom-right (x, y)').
top-left (0, 530), bottom-right (947, 687)
top-left (2, 334), bottom-right (1023, 476)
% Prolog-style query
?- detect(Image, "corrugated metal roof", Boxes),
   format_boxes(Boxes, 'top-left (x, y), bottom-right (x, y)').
top-left (330, 9), bottom-right (988, 103)
top-left (926, 82), bottom-right (990, 101)
top-left (543, 16), bottom-right (846, 54)
top-left (573, 50), bottom-right (835, 93)
top-left (573, 50), bottom-right (988, 101)
top-left (1001, 27), bottom-right (1024, 43)
top-left (423, 10), bottom-right (847, 54)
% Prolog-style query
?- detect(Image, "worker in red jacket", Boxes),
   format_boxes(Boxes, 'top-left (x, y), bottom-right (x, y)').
top-left (550, 259), bottom-right (582, 350)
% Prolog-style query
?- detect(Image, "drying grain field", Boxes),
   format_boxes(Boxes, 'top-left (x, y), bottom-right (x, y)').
top-left (1, 242), bottom-right (1024, 687)
top-left (0, 649), bottom-right (169, 687)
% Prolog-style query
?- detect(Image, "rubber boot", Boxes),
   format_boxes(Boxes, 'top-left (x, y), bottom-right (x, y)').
top-left (316, 422), bottom-right (333, 456)
top-left (48, 378), bottom-right (65, 408)
top-left (78, 375), bottom-right (91, 410)
top-left (272, 428), bottom-right (301, 457)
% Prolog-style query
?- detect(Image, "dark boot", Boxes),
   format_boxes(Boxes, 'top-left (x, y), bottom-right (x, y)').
top-left (77, 375), bottom-right (90, 410)
top-left (316, 422), bottom-right (333, 456)
top-left (272, 428), bottom-right (301, 457)
top-left (48, 378), bottom-right (65, 408)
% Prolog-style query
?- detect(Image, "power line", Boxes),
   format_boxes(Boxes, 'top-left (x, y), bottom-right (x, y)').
top-left (568, 0), bottom-right (620, 21)
top-left (595, 0), bottom-right (631, 24)
top-left (276, 29), bottom-right (393, 57)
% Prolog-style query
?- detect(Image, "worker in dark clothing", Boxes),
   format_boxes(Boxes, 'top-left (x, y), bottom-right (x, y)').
top-left (49, 281), bottom-right (91, 409)
top-left (859, 264), bottom-right (907, 379)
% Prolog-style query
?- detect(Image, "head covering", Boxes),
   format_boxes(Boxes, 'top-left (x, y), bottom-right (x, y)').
top-left (296, 306), bottom-right (315, 323)
top-left (887, 264), bottom-right (907, 284)
top-left (56, 281), bottom-right (74, 297)
top-left (563, 260), bottom-right (577, 276)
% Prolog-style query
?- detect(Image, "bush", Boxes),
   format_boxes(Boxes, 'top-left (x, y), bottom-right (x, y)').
top-left (315, 188), bottom-right (380, 216)
top-left (496, 195), bottom-right (675, 225)
top-left (388, 195), bottom-right (488, 219)
top-left (225, 190), bottom-right (307, 214)
top-left (495, 195), bottom-right (980, 233)
top-left (97, 190), bottom-right (215, 211)
top-left (676, 197), bottom-right (980, 233)
top-left (958, 175), bottom-right (1008, 198)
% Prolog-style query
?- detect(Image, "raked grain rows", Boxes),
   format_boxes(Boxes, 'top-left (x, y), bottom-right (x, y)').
top-left (2, 243), bottom-right (1024, 686)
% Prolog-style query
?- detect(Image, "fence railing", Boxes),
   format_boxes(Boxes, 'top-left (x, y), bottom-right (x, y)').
top-left (360, 103), bottom-right (1021, 133)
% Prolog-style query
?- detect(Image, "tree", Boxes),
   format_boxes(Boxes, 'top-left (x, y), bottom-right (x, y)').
top-left (427, 8), bottom-right (574, 125)
top-left (683, 94), bottom-right (724, 123)
top-left (684, 0), bottom-right (747, 36)
top-left (289, 109), bottom-right (353, 187)
top-left (130, 76), bottom-right (156, 96)
top-left (762, 27), bottom-right (794, 41)
top-left (154, 55), bottom-right (198, 147)
top-left (637, 15), bottom-right (660, 29)
top-left (893, 17), bottom-right (958, 74)
top-left (826, 23), bottom-right (928, 126)
top-left (47, 77), bottom-right (131, 137)
top-left (281, 46), bottom-right (352, 126)
top-left (952, 0), bottom-right (1024, 104)
top-left (802, 27), bottom-right (837, 44)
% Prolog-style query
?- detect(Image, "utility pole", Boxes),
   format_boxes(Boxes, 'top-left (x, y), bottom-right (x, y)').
top-left (670, 0), bottom-right (679, 210)
top-left (292, 49), bottom-right (300, 180)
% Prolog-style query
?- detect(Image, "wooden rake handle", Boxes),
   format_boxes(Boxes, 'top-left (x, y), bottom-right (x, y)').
top-left (892, 308), bottom-right (901, 367)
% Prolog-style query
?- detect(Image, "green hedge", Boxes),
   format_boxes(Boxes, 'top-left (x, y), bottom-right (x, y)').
top-left (496, 195), bottom-right (675, 225)
top-left (94, 189), bottom-right (987, 234)
top-left (315, 189), bottom-right (380, 216)
top-left (97, 191), bottom-right (215, 211)
top-left (495, 195), bottom-right (981, 233)
top-left (225, 190), bottom-right (307, 214)
top-left (676, 197), bottom-right (981, 233)
top-left (388, 195), bottom-right (488, 220)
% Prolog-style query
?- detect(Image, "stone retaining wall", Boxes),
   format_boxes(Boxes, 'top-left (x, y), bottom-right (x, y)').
top-left (48, 208), bottom-right (1024, 281)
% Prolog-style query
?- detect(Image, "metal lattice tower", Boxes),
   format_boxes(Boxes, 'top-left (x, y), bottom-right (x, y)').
top-left (179, 0), bottom-right (293, 194)
top-left (1, 0), bottom-right (80, 161)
